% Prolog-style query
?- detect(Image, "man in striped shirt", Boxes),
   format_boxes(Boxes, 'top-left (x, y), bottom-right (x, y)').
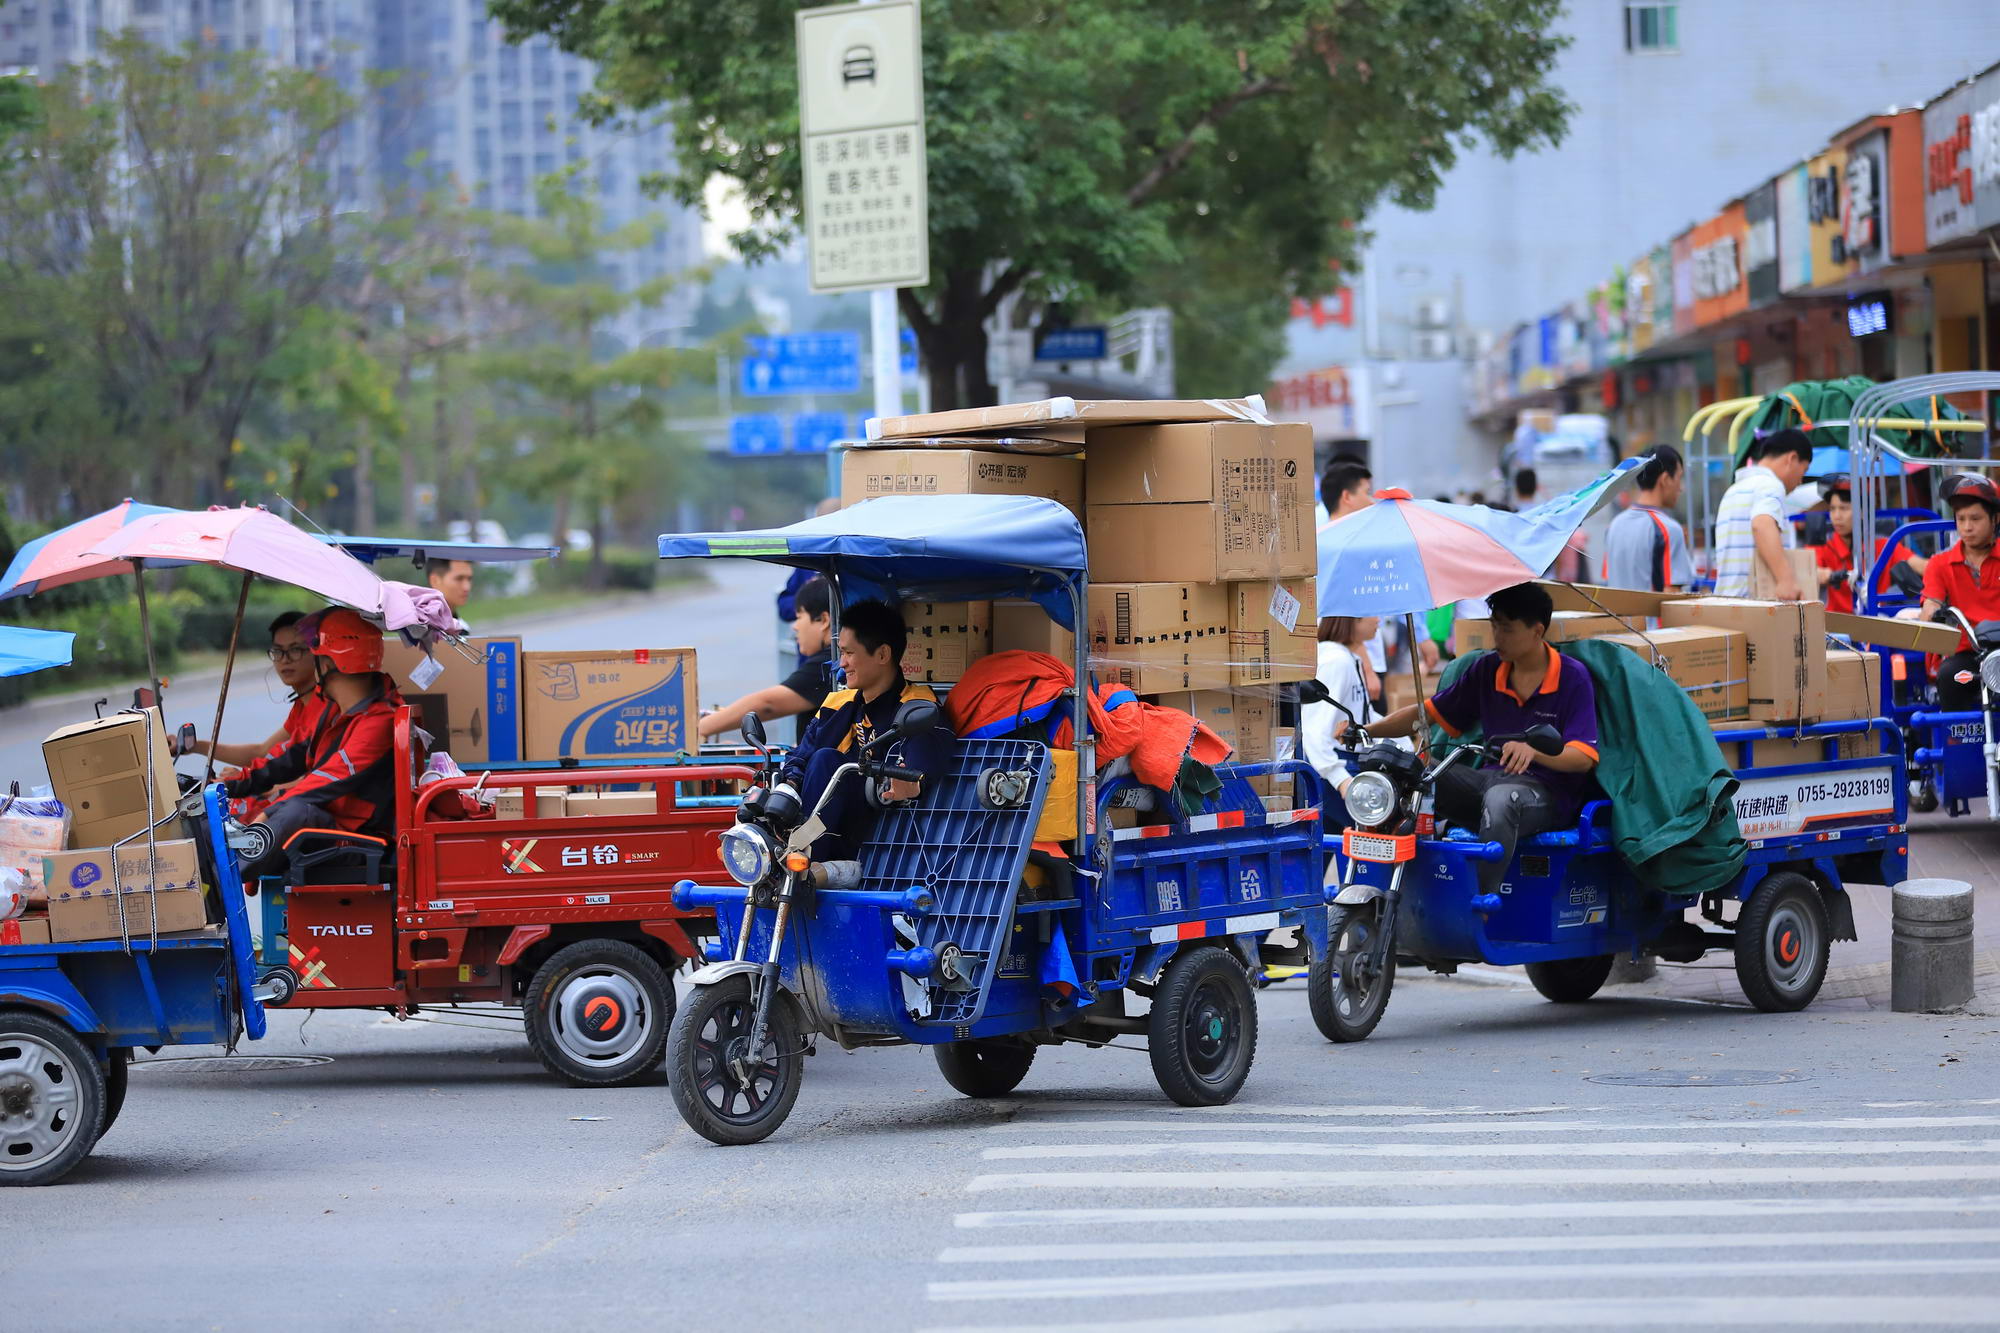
top-left (1602, 446), bottom-right (1692, 593)
top-left (1713, 429), bottom-right (1812, 599)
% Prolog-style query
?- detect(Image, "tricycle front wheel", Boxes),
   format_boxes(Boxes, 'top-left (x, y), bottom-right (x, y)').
top-left (1149, 946), bottom-right (1257, 1107)
top-left (934, 1039), bottom-right (1036, 1097)
top-left (0, 1011), bottom-right (105, 1187)
top-left (1309, 902), bottom-right (1395, 1043)
top-left (1735, 872), bottom-right (1830, 1013)
top-left (668, 978), bottom-right (804, 1145)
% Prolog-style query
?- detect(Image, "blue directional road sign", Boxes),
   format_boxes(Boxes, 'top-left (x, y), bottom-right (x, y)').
top-left (1034, 326), bottom-right (1108, 362)
top-left (793, 411), bottom-right (847, 454)
top-left (739, 332), bottom-right (862, 397)
top-left (901, 328), bottom-right (919, 375)
top-left (729, 413), bottom-right (787, 455)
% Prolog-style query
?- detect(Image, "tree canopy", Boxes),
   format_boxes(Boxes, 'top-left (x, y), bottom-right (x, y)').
top-left (489, 0), bottom-right (1571, 406)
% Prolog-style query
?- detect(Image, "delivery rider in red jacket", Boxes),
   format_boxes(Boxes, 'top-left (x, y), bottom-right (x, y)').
top-left (225, 608), bottom-right (405, 877)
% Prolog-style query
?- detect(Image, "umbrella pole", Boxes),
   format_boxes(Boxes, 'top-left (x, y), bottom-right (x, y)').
top-left (1404, 612), bottom-right (1428, 751)
top-left (203, 572), bottom-right (252, 786)
top-left (131, 560), bottom-right (162, 705)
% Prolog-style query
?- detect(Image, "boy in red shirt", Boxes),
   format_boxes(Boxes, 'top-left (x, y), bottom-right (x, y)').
top-left (1814, 474), bottom-right (1925, 616)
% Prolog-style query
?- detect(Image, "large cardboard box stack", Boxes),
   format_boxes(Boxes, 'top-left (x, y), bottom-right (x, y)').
top-left (1658, 598), bottom-right (1827, 723)
top-left (1594, 626), bottom-right (1749, 725)
top-left (383, 638), bottom-right (523, 764)
top-left (842, 449), bottom-right (1084, 516)
top-left (991, 601), bottom-right (1076, 662)
top-left (1090, 583), bottom-right (1231, 693)
top-left (901, 602), bottom-right (994, 682)
top-left (1227, 578), bottom-right (1316, 687)
top-left (522, 649), bottom-right (698, 763)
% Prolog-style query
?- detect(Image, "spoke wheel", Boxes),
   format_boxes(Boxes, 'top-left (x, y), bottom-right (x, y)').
top-left (0, 1012), bottom-right (104, 1187)
top-left (1735, 872), bottom-right (1830, 1013)
top-left (1148, 946), bottom-right (1257, 1107)
top-left (668, 977), bottom-right (804, 1146)
top-left (524, 939), bottom-right (674, 1087)
top-left (1308, 902), bottom-right (1396, 1043)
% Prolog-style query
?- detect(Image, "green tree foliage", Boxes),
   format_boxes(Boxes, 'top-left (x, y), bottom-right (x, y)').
top-left (489, 0), bottom-right (1570, 407)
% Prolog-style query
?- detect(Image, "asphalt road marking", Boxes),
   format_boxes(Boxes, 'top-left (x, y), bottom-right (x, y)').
top-left (980, 1137), bottom-right (2000, 1161)
top-left (987, 1114), bottom-right (2000, 1135)
top-left (967, 1163), bottom-right (2000, 1190)
top-left (1008, 1101), bottom-right (1581, 1118)
top-left (953, 1194), bottom-right (2000, 1228)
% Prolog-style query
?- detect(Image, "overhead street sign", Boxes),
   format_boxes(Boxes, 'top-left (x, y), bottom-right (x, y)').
top-left (739, 332), bottom-right (862, 397)
top-left (793, 411), bottom-right (848, 453)
top-left (796, 0), bottom-right (930, 294)
top-left (1035, 326), bottom-right (1109, 362)
top-left (729, 413), bottom-right (786, 455)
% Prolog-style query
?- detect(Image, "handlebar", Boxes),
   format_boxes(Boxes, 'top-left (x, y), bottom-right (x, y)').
top-left (877, 764), bottom-right (922, 784)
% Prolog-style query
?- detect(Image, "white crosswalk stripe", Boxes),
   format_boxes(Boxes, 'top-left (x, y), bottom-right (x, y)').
top-left (928, 1101), bottom-right (2000, 1328)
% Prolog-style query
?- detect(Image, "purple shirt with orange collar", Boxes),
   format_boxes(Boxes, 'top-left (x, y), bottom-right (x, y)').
top-left (1423, 643), bottom-right (1601, 824)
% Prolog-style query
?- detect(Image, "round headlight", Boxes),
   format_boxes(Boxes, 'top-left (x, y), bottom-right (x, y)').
top-left (719, 825), bottom-right (774, 886)
top-left (1980, 652), bottom-right (2000, 695)
top-left (1343, 771), bottom-right (1399, 829)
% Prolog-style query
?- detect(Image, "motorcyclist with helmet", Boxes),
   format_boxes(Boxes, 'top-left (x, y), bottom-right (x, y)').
top-left (1813, 473), bottom-right (1926, 616)
top-left (1920, 473), bottom-right (2000, 712)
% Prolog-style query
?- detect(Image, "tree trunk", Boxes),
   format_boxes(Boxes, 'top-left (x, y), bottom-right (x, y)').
top-left (917, 267), bottom-right (999, 411)
top-left (587, 498), bottom-right (607, 589)
top-left (353, 432), bottom-right (376, 534)
top-left (396, 352), bottom-right (419, 527)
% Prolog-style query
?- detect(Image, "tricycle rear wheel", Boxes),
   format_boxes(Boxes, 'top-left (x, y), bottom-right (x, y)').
top-left (1309, 903), bottom-right (1395, 1043)
top-left (524, 938), bottom-right (674, 1087)
top-left (668, 977), bottom-right (804, 1145)
top-left (100, 1049), bottom-right (130, 1137)
top-left (1149, 946), bottom-right (1257, 1107)
top-left (0, 1011), bottom-right (104, 1187)
top-left (934, 1039), bottom-right (1036, 1097)
top-left (1735, 872), bottom-right (1830, 1013)
top-left (1525, 955), bottom-right (1616, 1003)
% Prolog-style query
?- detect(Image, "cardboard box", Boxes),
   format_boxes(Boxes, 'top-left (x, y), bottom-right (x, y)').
top-left (43, 838), bottom-right (207, 943)
top-left (0, 915), bottom-right (52, 946)
top-left (1456, 611), bottom-right (1630, 656)
top-left (43, 710), bottom-right (181, 849)
top-left (1227, 578), bottom-right (1317, 687)
top-left (1538, 581), bottom-right (1684, 619)
top-left (868, 395), bottom-right (1272, 442)
top-left (841, 448), bottom-right (1084, 515)
top-left (1659, 598), bottom-right (1827, 723)
top-left (991, 601), bottom-right (1077, 663)
top-left (1825, 610), bottom-right (1962, 656)
top-left (564, 791), bottom-right (659, 818)
top-left (1750, 548), bottom-right (1821, 602)
top-left (1595, 627), bottom-right (1750, 724)
top-left (901, 601), bottom-right (992, 682)
top-left (522, 649), bottom-right (698, 763)
top-left (1713, 727), bottom-right (1874, 769)
top-left (1384, 673), bottom-right (1438, 716)
top-left (494, 788), bottom-right (568, 820)
top-left (384, 637), bottom-right (523, 764)
top-left (1089, 583), bottom-right (1232, 692)
top-left (1086, 501), bottom-right (1314, 584)
top-left (1824, 648), bottom-right (1882, 722)
top-left (50, 887), bottom-right (207, 943)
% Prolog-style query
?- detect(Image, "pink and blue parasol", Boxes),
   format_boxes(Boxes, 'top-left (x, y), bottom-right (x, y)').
top-left (0, 499), bottom-right (189, 600)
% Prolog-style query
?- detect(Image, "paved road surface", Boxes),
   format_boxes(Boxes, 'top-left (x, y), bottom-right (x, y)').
top-left (12, 977), bottom-right (1999, 1330)
top-left (0, 560), bottom-right (785, 784)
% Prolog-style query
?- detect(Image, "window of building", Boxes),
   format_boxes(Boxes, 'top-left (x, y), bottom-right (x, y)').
top-left (499, 100), bottom-right (522, 137)
top-left (533, 98), bottom-right (553, 132)
top-left (473, 73), bottom-right (488, 110)
top-left (1624, 3), bottom-right (1678, 52)
top-left (475, 127), bottom-right (492, 168)
top-left (135, 0), bottom-right (164, 14)
top-left (533, 152), bottom-right (555, 176)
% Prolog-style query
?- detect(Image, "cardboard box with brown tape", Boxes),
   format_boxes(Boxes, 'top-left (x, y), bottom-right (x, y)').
top-left (522, 649), bottom-right (698, 763)
top-left (901, 602), bottom-right (992, 682)
top-left (43, 710), bottom-right (180, 849)
top-left (1594, 627), bottom-right (1750, 724)
top-left (1227, 578), bottom-right (1317, 687)
top-left (382, 637), bottom-right (523, 764)
top-left (1089, 583), bottom-right (1231, 693)
top-left (1750, 547), bottom-right (1821, 602)
top-left (1824, 648), bottom-right (1882, 722)
top-left (42, 838), bottom-right (206, 943)
top-left (493, 788), bottom-right (568, 820)
top-left (1456, 611), bottom-right (1629, 656)
top-left (842, 448), bottom-right (1085, 516)
top-left (991, 601), bottom-right (1076, 662)
top-left (565, 790), bottom-right (659, 818)
top-left (1659, 598), bottom-right (1827, 723)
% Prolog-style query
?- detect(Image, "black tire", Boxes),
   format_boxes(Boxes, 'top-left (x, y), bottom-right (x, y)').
top-left (1910, 778), bottom-right (1940, 814)
top-left (668, 976), bottom-right (805, 1146)
top-left (1308, 903), bottom-right (1396, 1043)
top-left (100, 1049), bottom-right (130, 1138)
top-left (0, 1011), bottom-right (105, 1187)
top-left (523, 939), bottom-right (675, 1087)
top-left (1734, 872), bottom-right (1831, 1013)
top-left (934, 1039), bottom-right (1036, 1097)
top-left (1525, 955), bottom-right (1617, 1003)
top-left (1148, 946), bottom-right (1257, 1107)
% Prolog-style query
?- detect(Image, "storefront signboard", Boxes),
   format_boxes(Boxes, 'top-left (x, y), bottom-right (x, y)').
top-left (1671, 231), bottom-right (1696, 336)
top-left (1776, 162), bottom-right (1812, 293)
top-left (1842, 129), bottom-right (1890, 273)
top-left (1744, 181), bottom-right (1779, 306)
top-left (1925, 81), bottom-right (1976, 246)
top-left (1805, 146), bottom-right (1852, 290)
top-left (1626, 254), bottom-right (1655, 355)
top-left (1972, 65), bottom-right (2000, 233)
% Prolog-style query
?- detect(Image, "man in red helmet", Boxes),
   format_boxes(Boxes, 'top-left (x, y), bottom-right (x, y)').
top-left (1813, 474), bottom-right (1925, 617)
top-left (1920, 473), bottom-right (2000, 712)
top-left (224, 607), bottom-right (405, 876)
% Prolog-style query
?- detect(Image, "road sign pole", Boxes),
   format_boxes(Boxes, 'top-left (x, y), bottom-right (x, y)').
top-left (871, 288), bottom-right (900, 424)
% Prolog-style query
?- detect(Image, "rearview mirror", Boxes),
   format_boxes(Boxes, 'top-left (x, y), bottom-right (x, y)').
top-left (889, 698), bottom-right (941, 741)
top-left (1523, 724), bottom-right (1564, 756)
top-left (741, 712), bottom-right (768, 750)
top-left (1295, 678), bottom-right (1331, 706)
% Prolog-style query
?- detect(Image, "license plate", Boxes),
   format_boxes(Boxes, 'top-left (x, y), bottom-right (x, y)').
top-left (1343, 829), bottom-right (1415, 864)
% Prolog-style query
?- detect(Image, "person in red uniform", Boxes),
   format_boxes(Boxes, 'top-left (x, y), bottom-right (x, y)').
top-left (1920, 473), bottom-right (2000, 713)
top-left (225, 608), bottom-right (405, 877)
top-left (1813, 474), bottom-right (1926, 616)
top-left (187, 611), bottom-right (331, 820)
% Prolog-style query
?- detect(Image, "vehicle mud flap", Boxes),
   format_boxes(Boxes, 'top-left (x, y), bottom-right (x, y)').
top-left (1820, 886), bottom-right (1858, 943)
top-left (1808, 857), bottom-right (1860, 944)
top-left (1133, 942), bottom-right (1176, 987)
top-left (1226, 932), bottom-right (1263, 975)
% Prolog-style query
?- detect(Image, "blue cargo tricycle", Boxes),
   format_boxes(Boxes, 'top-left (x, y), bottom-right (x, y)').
top-left (657, 496), bottom-right (1328, 1144)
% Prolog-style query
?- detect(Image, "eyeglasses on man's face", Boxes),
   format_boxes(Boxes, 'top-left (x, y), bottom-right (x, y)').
top-left (267, 644), bottom-right (311, 664)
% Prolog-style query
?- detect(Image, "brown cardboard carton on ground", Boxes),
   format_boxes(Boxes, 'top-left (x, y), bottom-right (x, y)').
top-left (1824, 648), bottom-right (1882, 722)
top-left (43, 838), bottom-right (206, 943)
top-left (1227, 578), bottom-right (1317, 687)
top-left (1594, 627), bottom-right (1750, 724)
top-left (382, 637), bottom-right (524, 764)
top-left (1659, 598), bottom-right (1827, 723)
top-left (1456, 611), bottom-right (1629, 656)
top-left (493, 788), bottom-right (568, 820)
top-left (901, 602), bottom-right (993, 682)
top-left (1089, 583), bottom-right (1231, 693)
top-left (1086, 502), bottom-right (1314, 584)
top-left (1749, 548), bottom-right (1822, 602)
top-left (867, 396), bottom-right (1272, 442)
top-left (841, 449), bottom-right (1085, 516)
top-left (564, 791), bottom-right (659, 818)
top-left (991, 601), bottom-right (1077, 663)
top-left (522, 649), bottom-right (698, 763)
top-left (43, 709), bottom-right (181, 849)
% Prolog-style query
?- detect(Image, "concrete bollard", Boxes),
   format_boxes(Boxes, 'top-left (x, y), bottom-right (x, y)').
top-left (1891, 879), bottom-right (1976, 1013)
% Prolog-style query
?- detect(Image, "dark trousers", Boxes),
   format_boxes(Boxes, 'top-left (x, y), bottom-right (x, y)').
top-left (1433, 765), bottom-right (1562, 899)
top-left (1937, 650), bottom-right (1985, 714)
top-left (798, 746), bottom-right (874, 860)
top-left (239, 795), bottom-right (335, 881)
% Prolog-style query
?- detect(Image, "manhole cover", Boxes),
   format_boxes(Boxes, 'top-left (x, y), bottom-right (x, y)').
top-left (1587, 1069), bottom-right (1808, 1088)
top-left (130, 1055), bottom-right (333, 1074)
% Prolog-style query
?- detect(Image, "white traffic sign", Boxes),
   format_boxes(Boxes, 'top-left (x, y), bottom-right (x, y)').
top-left (796, 0), bottom-right (929, 294)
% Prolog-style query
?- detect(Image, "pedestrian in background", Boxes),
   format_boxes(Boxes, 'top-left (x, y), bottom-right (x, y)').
top-left (1601, 445), bottom-right (1692, 593)
top-left (1713, 428), bottom-right (1812, 599)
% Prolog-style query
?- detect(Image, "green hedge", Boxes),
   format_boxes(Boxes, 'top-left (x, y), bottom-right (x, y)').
top-left (543, 548), bottom-right (658, 592)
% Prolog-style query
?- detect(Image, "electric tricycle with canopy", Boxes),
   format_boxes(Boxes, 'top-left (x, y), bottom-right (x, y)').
top-left (657, 495), bottom-right (1329, 1144)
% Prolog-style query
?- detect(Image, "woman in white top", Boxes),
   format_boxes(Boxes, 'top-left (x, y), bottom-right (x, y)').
top-left (1302, 615), bottom-right (1385, 794)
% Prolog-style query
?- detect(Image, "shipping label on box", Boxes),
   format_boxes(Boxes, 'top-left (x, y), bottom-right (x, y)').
top-left (1090, 583), bottom-right (1231, 693)
top-left (1228, 579), bottom-right (1317, 687)
top-left (901, 601), bottom-right (993, 682)
top-left (1456, 611), bottom-right (1629, 656)
top-left (991, 601), bottom-right (1077, 663)
top-left (842, 449), bottom-right (1084, 515)
top-left (383, 637), bottom-right (522, 764)
top-left (1659, 598), bottom-right (1827, 723)
top-left (43, 709), bottom-right (181, 849)
top-left (1824, 648), bottom-right (1881, 722)
top-left (522, 649), bottom-right (698, 763)
top-left (1596, 627), bottom-right (1750, 724)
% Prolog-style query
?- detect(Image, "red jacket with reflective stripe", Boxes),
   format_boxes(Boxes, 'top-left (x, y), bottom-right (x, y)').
top-left (225, 685), bottom-right (404, 833)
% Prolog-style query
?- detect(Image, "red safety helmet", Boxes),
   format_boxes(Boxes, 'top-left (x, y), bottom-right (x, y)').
top-left (297, 607), bottom-right (384, 674)
top-left (1942, 472), bottom-right (2000, 514)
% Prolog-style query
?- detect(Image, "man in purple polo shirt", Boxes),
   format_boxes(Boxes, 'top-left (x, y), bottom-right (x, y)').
top-left (1366, 583), bottom-right (1601, 899)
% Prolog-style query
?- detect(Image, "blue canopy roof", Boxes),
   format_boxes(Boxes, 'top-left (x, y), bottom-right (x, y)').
top-left (658, 495), bottom-right (1088, 627)
top-left (319, 535), bottom-right (559, 566)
